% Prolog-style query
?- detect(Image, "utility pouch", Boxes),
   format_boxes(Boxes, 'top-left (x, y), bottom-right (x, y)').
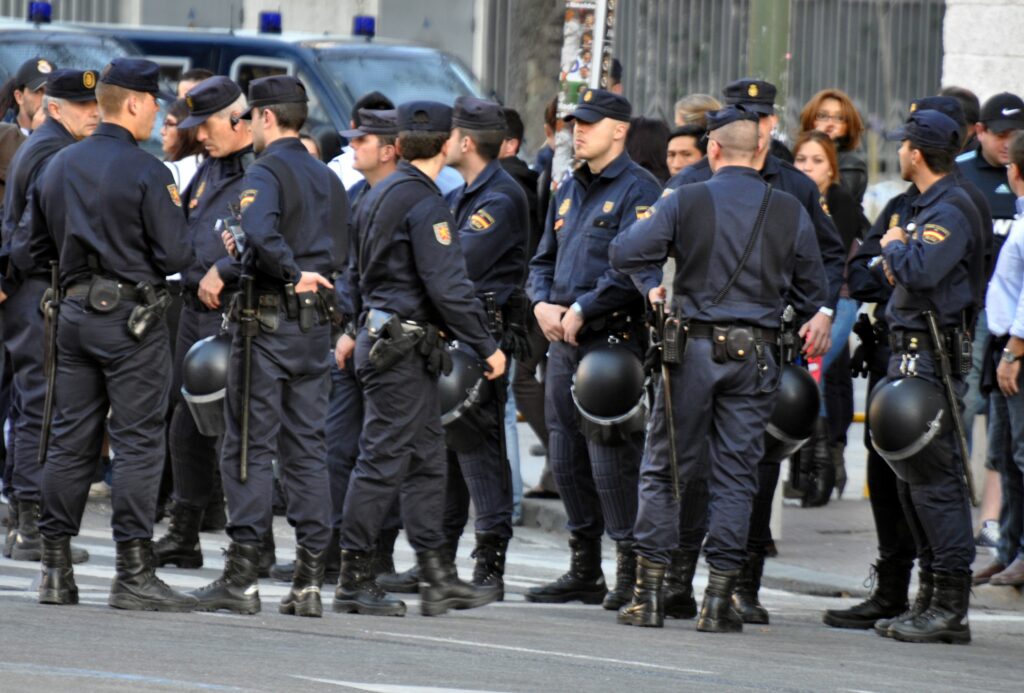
top-left (951, 331), bottom-right (972, 376)
top-left (662, 317), bottom-right (684, 365)
top-left (369, 330), bottom-right (417, 373)
top-left (712, 325), bottom-right (729, 363)
top-left (256, 295), bottom-right (280, 333)
top-left (726, 326), bottom-right (755, 361)
top-left (283, 283), bottom-right (299, 320)
top-left (297, 291), bottom-right (317, 332)
top-left (87, 276), bottom-right (121, 313)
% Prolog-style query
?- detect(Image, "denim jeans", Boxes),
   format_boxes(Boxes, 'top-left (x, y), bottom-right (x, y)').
top-left (987, 367), bottom-right (1024, 565)
top-left (505, 362), bottom-right (523, 522)
top-left (818, 297), bottom-right (860, 416)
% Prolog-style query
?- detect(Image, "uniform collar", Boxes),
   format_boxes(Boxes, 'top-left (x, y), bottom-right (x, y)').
top-left (971, 143), bottom-right (1005, 171)
top-left (574, 150), bottom-right (632, 184)
top-left (37, 116), bottom-right (76, 144)
top-left (713, 165), bottom-right (763, 180)
top-left (464, 158), bottom-right (502, 195)
top-left (260, 136), bottom-right (304, 156)
top-left (397, 160), bottom-right (441, 193)
top-left (94, 122), bottom-right (137, 145)
top-left (760, 154), bottom-right (781, 177)
top-left (913, 173), bottom-right (956, 210)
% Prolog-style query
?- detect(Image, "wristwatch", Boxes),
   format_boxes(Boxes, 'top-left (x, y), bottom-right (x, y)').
top-left (570, 302), bottom-right (584, 318)
top-left (818, 306), bottom-right (835, 319)
top-left (1002, 348), bottom-right (1020, 364)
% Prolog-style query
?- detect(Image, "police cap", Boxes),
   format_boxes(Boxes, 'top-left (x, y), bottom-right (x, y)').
top-left (910, 96), bottom-right (966, 128)
top-left (886, 110), bottom-right (961, 153)
top-left (452, 96), bottom-right (506, 131)
top-left (340, 108), bottom-right (399, 138)
top-left (100, 58), bottom-right (174, 101)
top-left (178, 76), bottom-right (243, 129)
top-left (45, 69), bottom-right (98, 103)
top-left (239, 75), bottom-right (308, 120)
top-left (705, 105), bottom-right (758, 132)
top-left (564, 89), bottom-right (631, 124)
top-left (979, 92), bottom-right (1024, 134)
top-left (397, 101), bottom-right (453, 132)
top-left (15, 57), bottom-right (55, 91)
top-left (722, 78), bottom-right (776, 115)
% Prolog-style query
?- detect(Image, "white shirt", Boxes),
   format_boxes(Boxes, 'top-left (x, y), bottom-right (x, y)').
top-left (164, 154), bottom-right (203, 192)
top-left (986, 196), bottom-right (1024, 338)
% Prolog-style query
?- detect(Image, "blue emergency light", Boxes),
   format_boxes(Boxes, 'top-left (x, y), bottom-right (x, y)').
top-left (258, 11), bottom-right (282, 34)
top-left (27, 1), bottom-right (52, 24)
top-left (353, 15), bottom-right (376, 39)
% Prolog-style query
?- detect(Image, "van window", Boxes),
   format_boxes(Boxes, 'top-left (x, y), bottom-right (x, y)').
top-left (230, 56), bottom-right (291, 96)
top-left (0, 35), bottom-right (130, 81)
top-left (295, 68), bottom-right (331, 130)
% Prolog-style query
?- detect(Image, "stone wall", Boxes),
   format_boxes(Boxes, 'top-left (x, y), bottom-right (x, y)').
top-left (942, 0), bottom-right (1024, 100)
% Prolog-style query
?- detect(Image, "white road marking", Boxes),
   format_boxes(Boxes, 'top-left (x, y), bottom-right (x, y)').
top-left (292, 677), bottom-right (510, 693)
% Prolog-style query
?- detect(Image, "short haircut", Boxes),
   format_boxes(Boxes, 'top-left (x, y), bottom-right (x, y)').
top-left (213, 93), bottom-right (248, 120)
top-left (502, 107), bottom-right (524, 143)
top-left (709, 120), bottom-right (758, 159)
top-left (352, 91), bottom-right (394, 124)
top-left (463, 128), bottom-right (504, 161)
top-left (669, 123), bottom-right (706, 155)
top-left (799, 88), bottom-right (865, 151)
top-left (95, 80), bottom-right (132, 117)
top-left (673, 93), bottom-right (721, 128)
top-left (912, 143), bottom-right (955, 174)
top-left (180, 68), bottom-right (214, 84)
top-left (544, 96), bottom-right (558, 130)
top-left (939, 85), bottom-right (980, 125)
top-left (398, 131), bottom-right (448, 161)
top-left (262, 101), bottom-right (308, 132)
top-left (793, 130), bottom-right (840, 185)
top-left (1009, 130), bottom-right (1024, 171)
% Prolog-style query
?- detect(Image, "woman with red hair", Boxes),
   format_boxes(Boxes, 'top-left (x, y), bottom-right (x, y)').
top-left (800, 88), bottom-right (867, 204)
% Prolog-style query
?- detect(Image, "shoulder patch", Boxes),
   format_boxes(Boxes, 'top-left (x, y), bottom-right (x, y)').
top-left (636, 205), bottom-right (654, 220)
top-left (921, 224), bottom-right (950, 245)
top-left (239, 189), bottom-right (258, 212)
top-left (558, 197), bottom-right (572, 216)
top-left (167, 184), bottom-right (182, 207)
top-left (469, 210), bottom-right (495, 231)
top-left (888, 213), bottom-right (900, 229)
top-left (602, 200), bottom-right (615, 213)
top-left (433, 221), bottom-right (452, 246)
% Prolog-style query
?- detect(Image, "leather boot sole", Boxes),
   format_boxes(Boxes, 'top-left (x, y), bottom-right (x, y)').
top-left (421, 588), bottom-right (499, 617)
top-left (523, 588), bottom-right (606, 605)
top-left (39, 588), bottom-right (78, 605)
top-left (108, 592), bottom-right (198, 612)
top-left (890, 626), bottom-right (971, 645)
top-left (332, 597), bottom-right (407, 617)
top-left (192, 596), bottom-right (261, 615)
top-left (823, 607), bottom-right (904, 630)
top-left (602, 592), bottom-right (631, 610)
top-left (696, 616), bottom-right (743, 633)
top-left (280, 592), bottom-right (323, 617)
top-left (155, 552), bottom-right (203, 569)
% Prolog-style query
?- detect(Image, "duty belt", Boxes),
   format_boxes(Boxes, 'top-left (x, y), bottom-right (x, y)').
top-left (687, 322), bottom-right (778, 344)
top-left (182, 289), bottom-right (238, 312)
top-left (65, 281), bottom-right (138, 301)
top-left (889, 330), bottom-right (945, 353)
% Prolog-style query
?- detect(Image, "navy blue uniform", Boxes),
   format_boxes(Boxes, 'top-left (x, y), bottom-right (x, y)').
top-left (220, 137), bottom-right (348, 552)
top-left (881, 173), bottom-right (982, 576)
top-left (0, 117), bottom-right (76, 506)
top-left (956, 145), bottom-right (1017, 269)
top-left (168, 145), bottom-right (253, 513)
top-left (610, 166), bottom-right (827, 568)
top-left (342, 161), bottom-right (497, 554)
top-left (30, 123), bottom-right (191, 542)
top-left (527, 151), bottom-right (661, 542)
top-left (443, 159), bottom-right (529, 543)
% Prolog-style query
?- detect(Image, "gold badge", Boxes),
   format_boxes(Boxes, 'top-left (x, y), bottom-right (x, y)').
top-left (166, 184), bottom-right (182, 207)
top-left (602, 201), bottom-right (615, 213)
top-left (888, 213), bottom-right (900, 229)
top-left (82, 71), bottom-right (96, 89)
top-left (239, 188), bottom-right (258, 211)
top-left (558, 198), bottom-right (572, 216)
top-left (186, 95), bottom-right (194, 109)
top-left (583, 90), bottom-right (593, 103)
top-left (636, 206), bottom-right (654, 220)
top-left (189, 181), bottom-right (206, 210)
top-left (747, 83), bottom-right (759, 97)
top-left (921, 224), bottom-right (950, 244)
top-left (469, 210), bottom-right (495, 231)
top-left (433, 222), bottom-right (452, 245)
top-left (910, 102), bottom-right (918, 113)
top-left (37, 60), bottom-right (52, 75)
top-left (554, 218), bottom-right (565, 232)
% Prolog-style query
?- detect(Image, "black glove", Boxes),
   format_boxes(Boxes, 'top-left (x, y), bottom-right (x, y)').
top-left (850, 343), bottom-right (870, 378)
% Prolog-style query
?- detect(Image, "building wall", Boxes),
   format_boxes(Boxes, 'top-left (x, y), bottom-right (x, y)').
top-left (942, 0), bottom-right (1024, 101)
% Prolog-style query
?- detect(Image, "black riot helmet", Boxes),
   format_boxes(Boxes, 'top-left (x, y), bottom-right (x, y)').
top-left (762, 364), bottom-right (820, 463)
top-left (181, 333), bottom-right (231, 437)
top-left (868, 376), bottom-right (951, 483)
top-left (438, 342), bottom-right (493, 451)
top-left (571, 344), bottom-right (648, 445)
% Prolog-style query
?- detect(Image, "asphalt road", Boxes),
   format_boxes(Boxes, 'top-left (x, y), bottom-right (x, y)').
top-left (1, 506), bottom-right (1022, 693)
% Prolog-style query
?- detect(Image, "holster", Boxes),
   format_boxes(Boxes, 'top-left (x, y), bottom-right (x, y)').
top-left (662, 316), bottom-right (684, 365)
top-left (950, 329), bottom-right (972, 376)
top-left (367, 309), bottom-right (425, 373)
top-left (126, 282), bottom-right (171, 341)
top-left (257, 294), bottom-right (280, 333)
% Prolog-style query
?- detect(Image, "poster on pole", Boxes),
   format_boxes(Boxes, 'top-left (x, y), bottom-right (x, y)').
top-left (552, 0), bottom-right (615, 185)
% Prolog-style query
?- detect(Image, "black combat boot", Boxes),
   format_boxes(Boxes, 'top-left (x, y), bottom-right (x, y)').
top-left (153, 502), bottom-right (204, 569)
top-left (191, 542), bottom-right (262, 614)
top-left (617, 556), bottom-right (667, 627)
top-left (524, 534), bottom-right (606, 604)
top-left (3, 500), bottom-right (17, 558)
top-left (108, 539), bottom-right (198, 612)
top-left (890, 572), bottom-right (971, 645)
top-left (280, 545), bottom-right (324, 618)
top-left (602, 540), bottom-right (638, 610)
top-left (875, 571), bottom-right (934, 638)
top-left (324, 529), bottom-right (342, 584)
top-left (334, 549), bottom-right (407, 616)
top-left (258, 531), bottom-right (276, 578)
top-left (10, 500), bottom-right (41, 561)
top-left (418, 548), bottom-right (499, 616)
top-left (269, 559), bottom-right (295, 582)
top-left (801, 418), bottom-right (835, 507)
top-left (371, 528), bottom-right (399, 579)
top-left (823, 560), bottom-right (911, 629)
top-left (471, 532), bottom-right (509, 601)
top-left (38, 535), bottom-right (78, 605)
top-left (376, 564), bottom-right (420, 593)
top-left (697, 567), bottom-right (743, 633)
top-left (663, 549), bottom-right (698, 619)
top-left (731, 553), bottom-right (769, 624)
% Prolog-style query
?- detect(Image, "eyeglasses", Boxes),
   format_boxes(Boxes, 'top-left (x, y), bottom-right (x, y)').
top-left (814, 111), bottom-right (846, 123)
top-left (161, 120), bottom-right (178, 130)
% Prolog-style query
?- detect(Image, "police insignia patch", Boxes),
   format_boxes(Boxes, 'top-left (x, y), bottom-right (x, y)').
top-left (434, 222), bottom-right (452, 245)
top-left (470, 210), bottom-right (495, 230)
top-left (910, 103), bottom-right (918, 113)
top-left (888, 213), bottom-right (900, 229)
top-left (583, 90), bottom-right (593, 103)
top-left (239, 189), bottom-right (258, 211)
top-left (636, 206), bottom-right (654, 220)
top-left (602, 200), bottom-right (615, 213)
top-left (748, 83), bottom-right (759, 97)
top-left (82, 71), bottom-right (96, 89)
top-left (558, 198), bottom-right (572, 216)
top-left (921, 224), bottom-right (950, 244)
top-left (167, 184), bottom-right (182, 207)
top-left (189, 181), bottom-right (206, 210)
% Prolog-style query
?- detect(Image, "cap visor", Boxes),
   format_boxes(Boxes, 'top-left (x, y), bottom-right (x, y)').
top-left (885, 126), bottom-right (910, 142)
top-left (63, 94), bottom-right (98, 104)
top-left (239, 105), bottom-right (254, 121)
top-left (985, 119), bottom-right (1024, 134)
top-left (25, 77), bottom-right (47, 91)
top-left (177, 112), bottom-right (211, 129)
top-left (741, 103), bottom-right (775, 116)
top-left (564, 107), bottom-right (603, 124)
top-left (156, 89), bottom-right (176, 102)
top-left (339, 127), bottom-right (367, 139)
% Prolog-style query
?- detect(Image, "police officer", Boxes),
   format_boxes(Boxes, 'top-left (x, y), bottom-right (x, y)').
top-left (829, 96), bottom-right (991, 632)
top-left (29, 58), bottom-right (195, 611)
top-left (335, 100), bottom-right (505, 617)
top-left (610, 106), bottom-right (827, 631)
top-left (525, 89), bottom-right (661, 610)
top-left (665, 79), bottom-right (842, 624)
top-left (0, 69), bottom-right (99, 566)
top-left (190, 75), bottom-right (348, 619)
top-left (441, 96), bottom-right (529, 598)
top-left (152, 76), bottom-right (255, 570)
top-left (1, 57), bottom-right (55, 134)
top-left (872, 109), bottom-right (983, 644)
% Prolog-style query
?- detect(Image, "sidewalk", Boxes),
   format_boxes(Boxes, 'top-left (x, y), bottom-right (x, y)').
top-left (514, 420), bottom-right (1024, 612)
